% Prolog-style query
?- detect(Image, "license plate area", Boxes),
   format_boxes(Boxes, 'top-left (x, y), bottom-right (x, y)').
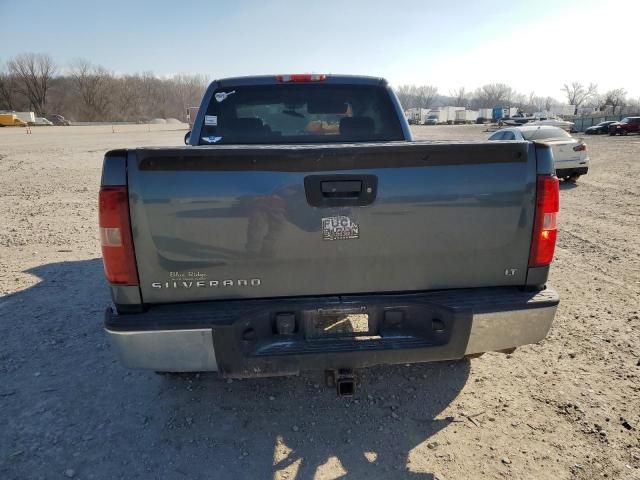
top-left (303, 308), bottom-right (375, 339)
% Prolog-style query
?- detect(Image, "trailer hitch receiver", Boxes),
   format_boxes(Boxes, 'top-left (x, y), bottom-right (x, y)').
top-left (326, 369), bottom-right (356, 397)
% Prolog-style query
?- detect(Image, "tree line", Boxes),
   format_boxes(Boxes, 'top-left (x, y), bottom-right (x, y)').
top-left (395, 82), bottom-right (636, 115)
top-left (1, 53), bottom-right (637, 121)
top-left (0, 53), bottom-right (207, 122)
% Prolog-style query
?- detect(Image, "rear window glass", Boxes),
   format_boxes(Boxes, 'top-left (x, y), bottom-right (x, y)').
top-left (521, 128), bottom-right (570, 140)
top-left (488, 130), bottom-right (516, 140)
top-left (199, 84), bottom-right (404, 144)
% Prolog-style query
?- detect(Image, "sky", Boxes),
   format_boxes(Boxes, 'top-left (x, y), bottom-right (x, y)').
top-left (1, 0), bottom-right (639, 99)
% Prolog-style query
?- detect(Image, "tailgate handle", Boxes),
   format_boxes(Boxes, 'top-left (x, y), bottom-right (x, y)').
top-left (304, 175), bottom-right (377, 207)
top-left (321, 180), bottom-right (362, 197)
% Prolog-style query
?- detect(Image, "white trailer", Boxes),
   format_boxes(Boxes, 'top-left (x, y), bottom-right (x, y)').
top-left (14, 111), bottom-right (36, 124)
top-left (477, 108), bottom-right (493, 121)
top-left (406, 108), bottom-right (432, 125)
top-left (405, 108), bottom-right (417, 123)
top-left (454, 110), bottom-right (479, 124)
top-left (441, 106), bottom-right (464, 124)
top-left (426, 107), bottom-right (463, 124)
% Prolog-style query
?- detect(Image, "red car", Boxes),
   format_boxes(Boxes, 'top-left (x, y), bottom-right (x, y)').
top-left (609, 117), bottom-right (640, 135)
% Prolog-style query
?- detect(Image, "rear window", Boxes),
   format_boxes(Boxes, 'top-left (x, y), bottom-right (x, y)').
top-left (521, 127), bottom-right (570, 141)
top-left (488, 130), bottom-right (516, 140)
top-left (199, 84), bottom-right (404, 144)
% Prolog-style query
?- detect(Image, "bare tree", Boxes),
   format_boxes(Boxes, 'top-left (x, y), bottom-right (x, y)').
top-left (562, 81), bottom-right (598, 114)
top-left (474, 83), bottom-right (514, 108)
top-left (511, 93), bottom-right (527, 109)
top-left (0, 71), bottom-right (20, 110)
top-left (140, 71), bottom-right (167, 118)
top-left (527, 95), bottom-right (548, 113)
top-left (7, 53), bottom-right (56, 115)
top-left (4, 53), bottom-right (210, 121)
top-left (111, 74), bottom-right (143, 120)
top-left (415, 85), bottom-right (438, 109)
top-left (450, 87), bottom-right (467, 107)
top-left (603, 88), bottom-right (627, 114)
top-left (544, 96), bottom-right (557, 112)
top-left (627, 97), bottom-right (640, 114)
top-left (47, 76), bottom-right (77, 117)
top-left (170, 74), bottom-right (208, 122)
top-left (394, 85), bottom-right (416, 109)
top-left (69, 58), bottom-right (113, 120)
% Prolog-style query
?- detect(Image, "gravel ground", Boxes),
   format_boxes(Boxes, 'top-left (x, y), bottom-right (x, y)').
top-left (0, 124), bottom-right (638, 480)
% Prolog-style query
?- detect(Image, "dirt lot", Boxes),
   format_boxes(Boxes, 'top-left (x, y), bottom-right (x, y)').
top-left (0, 124), bottom-right (638, 480)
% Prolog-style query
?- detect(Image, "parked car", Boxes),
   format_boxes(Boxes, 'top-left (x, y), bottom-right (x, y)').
top-left (46, 114), bottom-right (71, 126)
top-left (585, 121), bottom-right (617, 135)
top-left (0, 113), bottom-right (28, 127)
top-left (32, 117), bottom-right (54, 126)
top-left (489, 125), bottom-right (588, 182)
top-left (608, 117), bottom-right (640, 135)
top-left (100, 74), bottom-right (560, 393)
top-left (424, 113), bottom-right (439, 125)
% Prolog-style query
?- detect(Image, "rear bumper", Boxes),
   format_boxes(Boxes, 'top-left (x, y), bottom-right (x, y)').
top-left (105, 287), bottom-right (558, 376)
top-left (556, 166), bottom-right (588, 177)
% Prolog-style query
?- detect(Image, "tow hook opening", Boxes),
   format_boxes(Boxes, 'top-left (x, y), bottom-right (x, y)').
top-left (326, 368), bottom-right (356, 397)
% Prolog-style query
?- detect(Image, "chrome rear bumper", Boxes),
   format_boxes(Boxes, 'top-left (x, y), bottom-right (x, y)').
top-left (105, 287), bottom-right (558, 373)
top-left (108, 328), bottom-right (218, 372)
top-left (464, 305), bottom-right (556, 355)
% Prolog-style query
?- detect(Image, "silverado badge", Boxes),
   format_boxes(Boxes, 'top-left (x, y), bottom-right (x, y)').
top-left (322, 216), bottom-right (359, 241)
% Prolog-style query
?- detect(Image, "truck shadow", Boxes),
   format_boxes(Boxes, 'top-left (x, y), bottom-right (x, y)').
top-left (158, 360), bottom-right (469, 479)
top-left (559, 181), bottom-right (578, 190)
top-left (1, 258), bottom-right (470, 479)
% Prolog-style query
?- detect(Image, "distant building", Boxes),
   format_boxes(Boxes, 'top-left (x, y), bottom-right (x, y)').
top-left (549, 105), bottom-right (576, 117)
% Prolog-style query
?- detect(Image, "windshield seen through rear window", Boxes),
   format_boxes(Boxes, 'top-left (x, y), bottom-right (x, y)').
top-left (199, 84), bottom-right (404, 144)
top-left (521, 128), bottom-right (571, 140)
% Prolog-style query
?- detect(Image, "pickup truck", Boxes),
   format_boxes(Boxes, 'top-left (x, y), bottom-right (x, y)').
top-left (100, 74), bottom-right (559, 392)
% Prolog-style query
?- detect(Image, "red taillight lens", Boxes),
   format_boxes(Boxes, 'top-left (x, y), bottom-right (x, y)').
top-left (275, 74), bottom-right (326, 82)
top-left (573, 143), bottom-right (587, 152)
top-left (99, 186), bottom-right (139, 285)
top-left (529, 175), bottom-right (559, 267)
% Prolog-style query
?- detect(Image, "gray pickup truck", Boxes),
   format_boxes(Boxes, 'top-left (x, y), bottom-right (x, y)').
top-left (100, 74), bottom-right (559, 392)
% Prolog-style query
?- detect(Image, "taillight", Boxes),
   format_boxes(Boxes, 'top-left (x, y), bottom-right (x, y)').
top-left (573, 143), bottom-right (587, 152)
top-left (99, 186), bottom-right (139, 285)
top-left (275, 74), bottom-right (326, 82)
top-left (529, 175), bottom-right (559, 267)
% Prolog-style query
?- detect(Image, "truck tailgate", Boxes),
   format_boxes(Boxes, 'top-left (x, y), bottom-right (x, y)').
top-left (127, 141), bottom-right (537, 303)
